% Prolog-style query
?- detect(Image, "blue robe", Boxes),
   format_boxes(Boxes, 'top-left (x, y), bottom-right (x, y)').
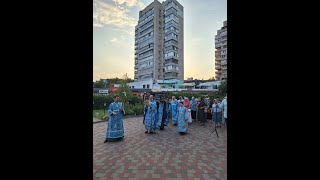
top-left (150, 99), bottom-right (158, 130)
top-left (171, 100), bottom-right (179, 124)
top-left (177, 106), bottom-right (189, 133)
top-left (190, 99), bottom-right (197, 111)
top-left (144, 105), bottom-right (155, 132)
top-left (106, 102), bottom-right (124, 139)
top-left (157, 101), bottom-right (168, 127)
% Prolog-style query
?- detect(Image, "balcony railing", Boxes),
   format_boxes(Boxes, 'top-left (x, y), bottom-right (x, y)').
top-left (165, 68), bottom-right (179, 73)
top-left (165, 40), bottom-right (178, 47)
top-left (165, 58), bottom-right (178, 64)
top-left (165, 16), bottom-right (179, 23)
top-left (164, 55), bottom-right (178, 60)
top-left (215, 43), bottom-right (222, 48)
top-left (165, 75), bottom-right (178, 79)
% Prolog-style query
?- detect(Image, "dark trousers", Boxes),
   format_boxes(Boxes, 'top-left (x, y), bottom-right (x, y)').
top-left (191, 110), bottom-right (196, 119)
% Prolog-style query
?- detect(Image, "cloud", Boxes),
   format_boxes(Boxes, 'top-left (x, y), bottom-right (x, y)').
top-left (112, 28), bottom-right (135, 37)
top-left (110, 37), bottom-right (118, 42)
top-left (112, 0), bottom-right (144, 8)
top-left (93, 0), bottom-right (139, 28)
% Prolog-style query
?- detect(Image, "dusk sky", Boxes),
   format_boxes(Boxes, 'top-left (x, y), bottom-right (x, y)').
top-left (93, 0), bottom-right (227, 81)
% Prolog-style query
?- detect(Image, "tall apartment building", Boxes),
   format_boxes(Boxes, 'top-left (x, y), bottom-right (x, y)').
top-left (134, 0), bottom-right (184, 81)
top-left (215, 20), bottom-right (227, 80)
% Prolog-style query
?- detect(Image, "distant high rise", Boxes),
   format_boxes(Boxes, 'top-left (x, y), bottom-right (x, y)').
top-left (134, 0), bottom-right (184, 81)
top-left (215, 20), bottom-right (227, 80)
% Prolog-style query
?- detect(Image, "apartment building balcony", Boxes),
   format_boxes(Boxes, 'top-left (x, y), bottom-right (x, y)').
top-left (140, 21), bottom-right (154, 32)
top-left (164, 23), bottom-right (179, 30)
top-left (139, 15), bottom-right (154, 27)
top-left (164, 75), bottom-right (178, 79)
top-left (221, 61), bottom-right (227, 65)
top-left (164, 28), bottom-right (179, 36)
top-left (165, 35), bottom-right (178, 42)
top-left (215, 42), bottom-right (222, 48)
top-left (139, 46), bottom-right (154, 54)
top-left (164, 48), bottom-right (178, 54)
top-left (138, 35), bottom-right (154, 44)
top-left (165, 58), bottom-right (178, 64)
top-left (140, 27), bottom-right (154, 38)
top-left (215, 66), bottom-right (221, 70)
top-left (165, 68), bottom-right (179, 73)
top-left (139, 70), bottom-right (153, 77)
top-left (165, 3), bottom-right (179, 11)
top-left (165, 41), bottom-right (178, 48)
top-left (222, 66), bottom-right (227, 70)
top-left (138, 65), bottom-right (153, 71)
top-left (164, 55), bottom-right (179, 60)
top-left (216, 71), bottom-right (222, 74)
top-left (139, 51), bottom-right (154, 59)
top-left (220, 31), bottom-right (227, 36)
top-left (165, 16), bottom-right (179, 24)
top-left (215, 62), bottom-right (221, 66)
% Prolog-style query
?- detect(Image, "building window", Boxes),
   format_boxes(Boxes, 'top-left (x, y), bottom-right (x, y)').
top-left (132, 86), bottom-right (134, 89)
top-left (147, 85), bottom-right (150, 88)
top-left (143, 85), bottom-right (145, 89)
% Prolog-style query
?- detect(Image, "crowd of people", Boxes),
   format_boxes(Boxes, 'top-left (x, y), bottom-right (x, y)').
top-left (104, 94), bottom-right (227, 143)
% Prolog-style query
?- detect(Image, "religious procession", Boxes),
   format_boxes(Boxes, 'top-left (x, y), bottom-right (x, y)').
top-left (104, 94), bottom-right (227, 143)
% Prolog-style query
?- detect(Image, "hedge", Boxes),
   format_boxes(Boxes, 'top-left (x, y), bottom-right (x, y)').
top-left (93, 94), bottom-right (143, 110)
top-left (167, 92), bottom-right (225, 100)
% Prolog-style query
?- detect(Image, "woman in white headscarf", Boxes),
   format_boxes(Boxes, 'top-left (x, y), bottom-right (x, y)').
top-left (183, 97), bottom-right (192, 124)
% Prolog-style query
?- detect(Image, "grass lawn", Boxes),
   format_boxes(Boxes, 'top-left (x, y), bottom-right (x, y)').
top-left (93, 109), bottom-right (108, 120)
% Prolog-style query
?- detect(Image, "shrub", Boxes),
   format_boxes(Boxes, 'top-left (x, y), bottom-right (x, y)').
top-left (131, 104), bottom-right (144, 115)
top-left (127, 95), bottom-right (143, 105)
top-left (93, 94), bottom-right (113, 110)
top-left (93, 94), bottom-right (143, 110)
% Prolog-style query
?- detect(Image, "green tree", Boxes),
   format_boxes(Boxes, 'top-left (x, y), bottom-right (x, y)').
top-left (208, 77), bottom-right (216, 81)
top-left (218, 80), bottom-right (227, 95)
top-left (117, 73), bottom-right (133, 107)
top-left (93, 80), bottom-right (106, 88)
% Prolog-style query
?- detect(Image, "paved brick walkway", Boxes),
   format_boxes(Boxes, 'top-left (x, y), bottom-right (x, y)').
top-left (93, 117), bottom-right (103, 123)
top-left (93, 117), bottom-right (227, 180)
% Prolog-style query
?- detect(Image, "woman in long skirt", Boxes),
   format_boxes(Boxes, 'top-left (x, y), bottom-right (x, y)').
top-left (212, 100), bottom-right (222, 127)
top-left (177, 101), bottom-right (189, 135)
top-left (144, 99), bottom-right (156, 134)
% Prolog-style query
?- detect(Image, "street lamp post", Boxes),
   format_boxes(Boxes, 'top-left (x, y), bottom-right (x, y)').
top-left (103, 102), bottom-right (106, 116)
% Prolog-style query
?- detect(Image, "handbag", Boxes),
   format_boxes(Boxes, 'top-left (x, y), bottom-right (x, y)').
top-left (188, 109), bottom-right (192, 123)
